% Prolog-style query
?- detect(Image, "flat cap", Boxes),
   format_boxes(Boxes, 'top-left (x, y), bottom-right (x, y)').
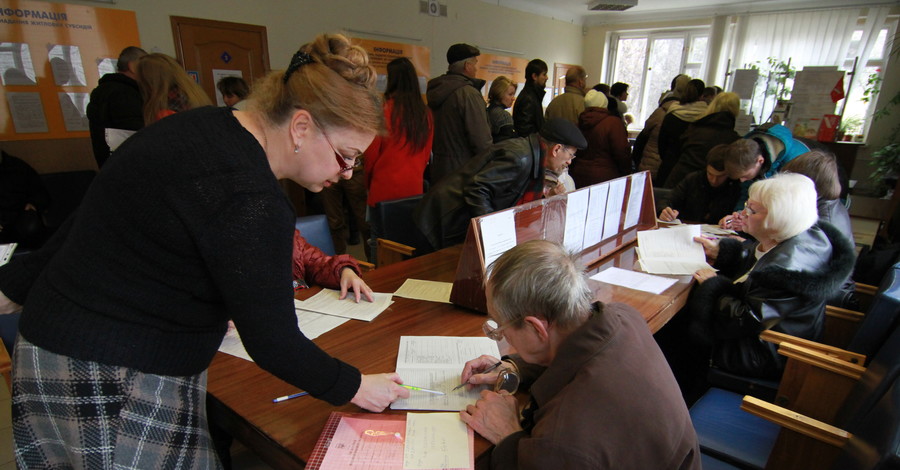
top-left (447, 43), bottom-right (480, 65)
top-left (540, 118), bottom-right (587, 150)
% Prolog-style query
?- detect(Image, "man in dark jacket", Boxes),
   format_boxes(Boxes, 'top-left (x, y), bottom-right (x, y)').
top-left (426, 43), bottom-right (492, 185)
top-left (512, 59), bottom-right (548, 137)
top-left (414, 119), bottom-right (586, 250)
top-left (86, 46), bottom-right (147, 168)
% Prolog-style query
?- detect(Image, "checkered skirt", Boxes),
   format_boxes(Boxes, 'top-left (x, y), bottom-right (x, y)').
top-left (12, 336), bottom-right (222, 469)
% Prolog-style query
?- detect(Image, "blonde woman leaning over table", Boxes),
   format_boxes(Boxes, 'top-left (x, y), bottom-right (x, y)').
top-left (0, 33), bottom-right (407, 469)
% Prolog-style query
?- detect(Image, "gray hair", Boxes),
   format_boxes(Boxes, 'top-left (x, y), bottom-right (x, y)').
top-left (749, 173), bottom-right (818, 242)
top-left (487, 240), bottom-right (592, 329)
top-left (448, 57), bottom-right (475, 75)
top-left (117, 46), bottom-right (147, 72)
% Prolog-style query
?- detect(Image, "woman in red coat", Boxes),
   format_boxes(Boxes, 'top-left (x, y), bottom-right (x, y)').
top-left (569, 90), bottom-right (631, 188)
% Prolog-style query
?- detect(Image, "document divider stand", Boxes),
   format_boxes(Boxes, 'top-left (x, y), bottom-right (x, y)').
top-left (450, 172), bottom-right (657, 314)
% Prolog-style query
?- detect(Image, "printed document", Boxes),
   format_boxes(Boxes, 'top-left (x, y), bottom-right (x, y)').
top-left (404, 413), bottom-right (473, 470)
top-left (394, 279), bottom-right (452, 304)
top-left (0, 243), bottom-right (16, 266)
top-left (294, 288), bottom-right (393, 321)
top-left (392, 336), bottom-right (500, 411)
top-left (479, 210), bottom-right (517, 269)
top-left (219, 310), bottom-right (350, 362)
top-left (623, 172), bottom-right (646, 229)
top-left (636, 225), bottom-right (713, 275)
top-left (590, 267), bottom-right (677, 295)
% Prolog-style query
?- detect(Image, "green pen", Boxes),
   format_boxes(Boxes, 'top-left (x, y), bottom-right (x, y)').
top-left (400, 384), bottom-right (445, 395)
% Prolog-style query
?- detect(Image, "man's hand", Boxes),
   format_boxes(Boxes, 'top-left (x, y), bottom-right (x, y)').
top-left (460, 390), bottom-right (522, 445)
top-left (659, 207), bottom-right (679, 222)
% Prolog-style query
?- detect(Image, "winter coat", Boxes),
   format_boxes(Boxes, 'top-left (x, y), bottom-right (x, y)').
top-left (570, 107), bottom-right (631, 188)
top-left (733, 124), bottom-right (818, 211)
top-left (689, 222), bottom-right (855, 379)
top-left (426, 72), bottom-right (492, 185)
top-left (513, 81), bottom-right (546, 137)
top-left (492, 303), bottom-right (702, 470)
top-left (414, 135), bottom-right (542, 250)
top-left (663, 111), bottom-right (740, 188)
top-left (291, 230), bottom-right (359, 288)
top-left (818, 198), bottom-right (857, 308)
top-left (544, 85), bottom-right (585, 125)
top-left (656, 101), bottom-right (708, 185)
top-left (666, 170), bottom-right (740, 224)
top-left (364, 99), bottom-right (434, 207)
top-left (487, 102), bottom-right (516, 143)
top-left (86, 73), bottom-right (144, 168)
top-left (636, 100), bottom-right (676, 183)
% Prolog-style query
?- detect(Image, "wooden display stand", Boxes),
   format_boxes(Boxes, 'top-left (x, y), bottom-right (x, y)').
top-left (450, 172), bottom-right (658, 313)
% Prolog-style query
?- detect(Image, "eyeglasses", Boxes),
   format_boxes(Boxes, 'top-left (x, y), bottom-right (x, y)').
top-left (483, 319), bottom-right (509, 342)
top-left (743, 201), bottom-right (760, 216)
top-left (316, 121), bottom-right (360, 174)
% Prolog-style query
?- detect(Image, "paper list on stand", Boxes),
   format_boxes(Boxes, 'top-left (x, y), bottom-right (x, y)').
top-left (636, 225), bottom-right (714, 275)
top-left (623, 172), bottom-right (646, 229)
top-left (294, 288), bottom-right (393, 321)
top-left (602, 178), bottom-right (627, 240)
top-left (479, 210), bottom-right (517, 268)
top-left (404, 413), bottom-right (473, 470)
top-left (590, 267), bottom-right (677, 295)
top-left (583, 183), bottom-right (609, 247)
top-left (394, 279), bottom-right (453, 303)
top-left (392, 336), bottom-right (500, 411)
top-left (563, 188), bottom-right (590, 252)
top-left (219, 309), bottom-right (350, 362)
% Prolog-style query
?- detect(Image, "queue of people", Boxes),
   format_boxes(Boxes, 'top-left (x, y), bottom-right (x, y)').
top-left (0, 34), bottom-right (863, 470)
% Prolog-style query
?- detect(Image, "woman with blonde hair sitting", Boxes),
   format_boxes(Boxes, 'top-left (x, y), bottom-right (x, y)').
top-left (689, 173), bottom-right (855, 380)
top-left (136, 53), bottom-right (212, 124)
top-left (663, 91), bottom-right (741, 188)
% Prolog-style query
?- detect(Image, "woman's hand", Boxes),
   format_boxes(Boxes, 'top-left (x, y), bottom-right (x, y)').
top-left (693, 236), bottom-right (720, 261)
top-left (460, 390), bottom-right (522, 445)
top-left (693, 268), bottom-right (718, 284)
top-left (0, 290), bottom-right (22, 315)
top-left (659, 207), bottom-right (679, 222)
top-left (719, 211), bottom-right (744, 231)
top-left (460, 355), bottom-right (505, 389)
top-left (351, 373), bottom-right (410, 412)
top-left (339, 267), bottom-right (374, 303)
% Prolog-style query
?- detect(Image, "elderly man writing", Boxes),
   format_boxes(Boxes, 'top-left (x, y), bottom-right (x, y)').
top-left (459, 240), bottom-right (701, 469)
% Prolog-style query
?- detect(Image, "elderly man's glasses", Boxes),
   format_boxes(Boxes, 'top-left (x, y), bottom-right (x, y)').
top-left (483, 319), bottom-right (509, 342)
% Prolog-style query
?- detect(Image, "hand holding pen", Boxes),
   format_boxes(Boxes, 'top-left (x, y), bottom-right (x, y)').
top-left (458, 355), bottom-right (505, 390)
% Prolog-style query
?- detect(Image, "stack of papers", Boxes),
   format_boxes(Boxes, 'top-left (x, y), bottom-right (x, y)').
top-left (392, 336), bottom-right (500, 411)
top-left (590, 267), bottom-right (677, 295)
top-left (394, 279), bottom-right (453, 303)
top-left (636, 225), bottom-right (714, 275)
top-left (294, 288), bottom-right (393, 321)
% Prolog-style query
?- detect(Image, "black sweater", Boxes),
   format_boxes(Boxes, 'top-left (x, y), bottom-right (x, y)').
top-left (0, 107), bottom-right (360, 405)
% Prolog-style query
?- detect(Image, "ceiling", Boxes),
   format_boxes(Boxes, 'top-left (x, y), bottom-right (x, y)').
top-left (478, 0), bottom-right (898, 26)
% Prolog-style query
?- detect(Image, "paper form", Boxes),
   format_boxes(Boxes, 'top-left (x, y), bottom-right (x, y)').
top-left (404, 413), bottom-right (473, 470)
top-left (636, 225), bottom-right (714, 275)
top-left (318, 415), bottom-right (405, 469)
top-left (0, 243), bottom-right (16, 266)
top-left (583, 183), bottom-right (609, 247)
top-left (563, 188), bottom-right (590, 253)
top-left (392, 336), bottom-right (500, 411)
top-left (218, 310), bottom-right (350, 362)
top-left (623, 172), bottom-right (646, 229)
top-left (602, 178), bottom-right (627, 240)
top-left (479, 210), bottom-right (517, 269)
top-left (701, 224), bottom-right (738, 237)
top-left (590, 267), bottom-right (677, 295)
top-left (394, 279), bottom-right (453, 303)
top-left (294, 288), bottom-right (393, 321)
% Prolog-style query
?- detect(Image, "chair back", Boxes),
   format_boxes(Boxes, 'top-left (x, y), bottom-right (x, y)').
top-left (295, 215), bottom-right (335, 256)
top-left (831, 375), bottom-right (900, 470)
top-left (837, 324), bottom-right (900, 429)
top-left (373, 194), bottom-right (432, 256)
top-left (847, 262), bottom-right (900, 358)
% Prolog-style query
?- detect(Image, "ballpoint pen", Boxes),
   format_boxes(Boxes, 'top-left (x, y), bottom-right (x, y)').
top-left (272, 391), bottom-right (309, 403)
top-left (451, 361), bottom-right (503, 391)
top-left (400, 384), bottom-right (445, 395)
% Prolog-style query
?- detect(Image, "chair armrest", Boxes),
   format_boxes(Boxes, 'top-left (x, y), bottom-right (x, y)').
top-left (854, 282), bottom-right (877, 297)
top-left (357, 261), bottom-right (375, 272)
top-left (825, 305), bottom-right (865, 322)
top-left (376, 238), bottom-right (416, 268)
top-left (773, 342), bottom-right (865, 423)
top-left (760, 330), bottom-right (866, 365)
top-left (741, 396), bottom-right (850, 448)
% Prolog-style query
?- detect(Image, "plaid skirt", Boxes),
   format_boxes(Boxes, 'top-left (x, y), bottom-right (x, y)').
top-left (12, 336), bottom-right (222, 469)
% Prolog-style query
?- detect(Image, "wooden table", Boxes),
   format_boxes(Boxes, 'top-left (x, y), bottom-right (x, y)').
top-left (206, 243), bottom-right (692, 469)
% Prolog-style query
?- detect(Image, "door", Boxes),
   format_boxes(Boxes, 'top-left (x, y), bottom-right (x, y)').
top-left (170, 16), bottom-right (270, 105)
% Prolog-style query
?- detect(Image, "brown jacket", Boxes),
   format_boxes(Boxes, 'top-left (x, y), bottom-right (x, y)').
top-left (492, 303), bottom-right (701, 470)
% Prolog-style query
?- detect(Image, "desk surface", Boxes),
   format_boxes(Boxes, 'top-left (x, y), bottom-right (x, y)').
top-left (206, 244), bottom-right (692, 469)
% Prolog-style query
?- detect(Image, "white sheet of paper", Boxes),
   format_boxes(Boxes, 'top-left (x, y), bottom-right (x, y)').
top-left (392, 336), bottom-right (500, 411)
top-left (0, 243), bottom-right (16, 266)
top-left (394, 279), bottom-right (452, 304)
top-left (404, 413), bottom-right (471, 470)
top-left (701, 224), bottom-right (738, 237)
top-left (294, 288), bottom-right (392, 321)
top-left (583, 183), bottom-right (609, 247)
top-left (636, 225), bottom-right (713, 275)
top-left (218, 310), bottom-right (350, 362)
top-left (58, 92), bottom-right (89, 131)
top-left (7, 92), bottom-right (48, 133)
top-left (602, 178), bottom-right (627, 240)
top-left (479, 210), bottom-right (517, 269)
top-left (0, 42), bottom-right (36, 85)
top-left (590, 266), bottom-right (677, 295)
top-left (48, 44), bottom-right (86, 86)
top-left (623, 172), bottom-right (647, 229)
top-left (563, 188), bottom-right (590, 253)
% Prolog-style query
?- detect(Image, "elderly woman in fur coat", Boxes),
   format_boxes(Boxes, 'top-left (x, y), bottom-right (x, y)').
top-left (690, 173), bottom-right (855, 379)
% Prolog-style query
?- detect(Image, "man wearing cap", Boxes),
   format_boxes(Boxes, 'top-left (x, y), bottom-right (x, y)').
top-left (426, 44), bottom-right (493, 185)
top-left (414, 118), bottom-right (587, 250)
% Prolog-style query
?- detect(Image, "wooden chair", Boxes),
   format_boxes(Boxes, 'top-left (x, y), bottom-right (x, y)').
top-left (376, 238), bottom-right (415, 268)
top-left (371, 195), bottom-right (432, 268)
